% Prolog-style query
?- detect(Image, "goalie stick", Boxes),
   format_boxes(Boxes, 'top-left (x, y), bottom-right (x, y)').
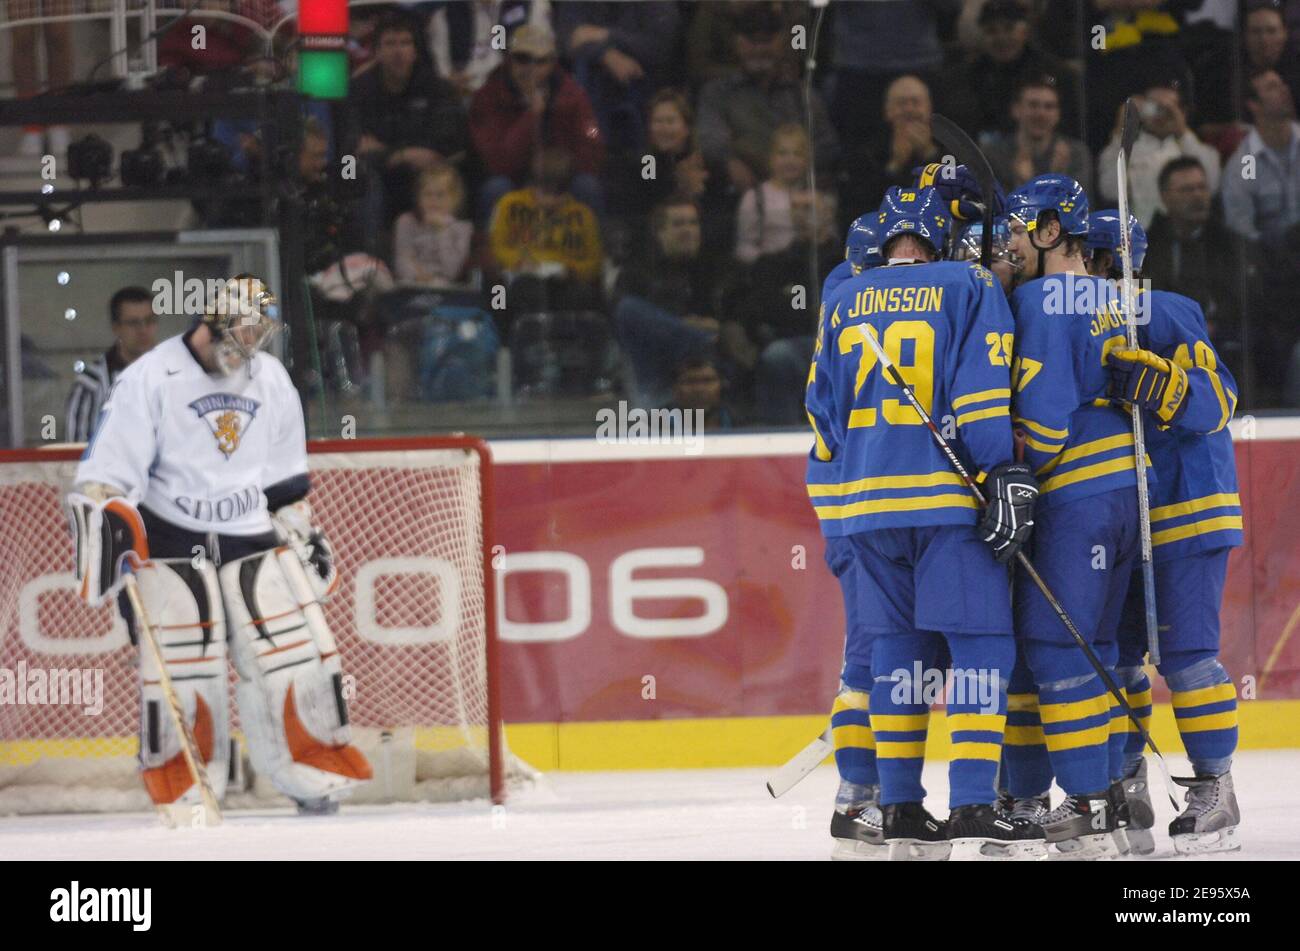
top-left (1117, 97), bottom-right (1162, 668)
top-left (857, 321), bottom-right (1185, 810)
top-left (123, 566), bottom-right (224, 828)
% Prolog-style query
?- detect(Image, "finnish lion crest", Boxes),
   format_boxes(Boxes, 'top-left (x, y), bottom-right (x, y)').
top-left (189, 393), bottom-right (260, 458)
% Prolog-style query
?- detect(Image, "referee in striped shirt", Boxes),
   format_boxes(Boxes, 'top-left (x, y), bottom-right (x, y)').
top-left (65, 287), bottom-right (159, 441)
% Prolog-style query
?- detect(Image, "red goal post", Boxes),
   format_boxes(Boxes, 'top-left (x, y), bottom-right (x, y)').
top-left (0, 436), bottom-right (518, 813)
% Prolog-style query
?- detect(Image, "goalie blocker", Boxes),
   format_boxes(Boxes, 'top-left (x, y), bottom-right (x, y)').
top-left (69, 490), bottom-right (371, 809)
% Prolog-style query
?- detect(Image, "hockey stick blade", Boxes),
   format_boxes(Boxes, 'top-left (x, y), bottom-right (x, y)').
top-left (930, 114), bottom-right (997, 268)
top-left (767, 727), bottom-right (833, 798)
top-left (1120, 98), bottom-right (1142, 160)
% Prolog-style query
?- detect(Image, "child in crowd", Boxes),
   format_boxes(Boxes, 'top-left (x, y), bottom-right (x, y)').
top-left (392, 165), bottom-right (474, 284)
top-left (734, 124), bottom-right (837, 265)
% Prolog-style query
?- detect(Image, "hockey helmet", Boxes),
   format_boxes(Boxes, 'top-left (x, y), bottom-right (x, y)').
top-left (1084, 209), bottom-right (1147, 272)
top-left (875, 186), bottom-right (951, 259)
top-left (845, 214), bottom-right (882, 274)
top-left (1006, 173), bottom-right (1089, 239)
top-left (203, 274), bottom-right (280, 374)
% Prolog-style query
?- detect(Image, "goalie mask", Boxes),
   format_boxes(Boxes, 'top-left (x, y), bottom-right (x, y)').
top-left (204, 274), bottom-right (280, 375)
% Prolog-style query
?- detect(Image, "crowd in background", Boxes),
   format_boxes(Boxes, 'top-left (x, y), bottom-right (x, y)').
top-left (7, 0), bottom-right (1300, 420)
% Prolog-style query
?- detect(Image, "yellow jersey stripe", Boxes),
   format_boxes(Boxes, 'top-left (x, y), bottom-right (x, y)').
top-left (815, 493), bottom-right (980, 519)
top-left (1036, 433), bottom-right (1134, 477)
top-left (955, 406), bottom-right (1010, 426)
top-left (1152, 515), bottom-right (1243, 547)
top-left (1205, 367), bottom-right (1231, 433)
top-left (1041, 455), bottom-right (1137, 494)
top-left (952, 387), bottom-right (1011, 409)
top-left (1171, 683), bottom-right (1238, 710)
top-left (1150, 493), bottom-right (1242, 523)
top-left (1022, 433), bottom-right (1066, 454)
top-left (807, 411), bottom-right (832, 462)
top-left (807, 471), bottom-right (966, 497)
top-left (1014, 416), bottom-right (1069, 440)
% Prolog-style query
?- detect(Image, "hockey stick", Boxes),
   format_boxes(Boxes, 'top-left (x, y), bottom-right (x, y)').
top-left (766, 726), bottom-right (833, 798)
top-left (930, 114), bottom-right (995, 269)
top-left (1117, 98), bottom-right (1162, 668)
top-left (123, 566), bottom-right (224, 828)
top-left (857, 326), bottom-right (1184, 808)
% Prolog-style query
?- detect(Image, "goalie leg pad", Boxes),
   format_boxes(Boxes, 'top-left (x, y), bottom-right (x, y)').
top-left (222, 548), bottom-right (372, 802)
top-left (134, 558), bottom-right (230, 805)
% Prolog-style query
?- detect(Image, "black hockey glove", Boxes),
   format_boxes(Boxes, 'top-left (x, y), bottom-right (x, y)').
top-left (978, 462), bottom-right (1038, 564)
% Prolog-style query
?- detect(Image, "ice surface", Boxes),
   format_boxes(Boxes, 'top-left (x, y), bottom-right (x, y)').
top-left (1, 750), bottom-right (1296, 860)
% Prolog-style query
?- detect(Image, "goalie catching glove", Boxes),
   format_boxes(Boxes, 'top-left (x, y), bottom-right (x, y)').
top-left (977, 462), bottom-right (1038, 564)
top-left (67, 486), bottom-right (148, 606)
top-left (1106, 347), bottom-right (1189, 427)
top-left (272, 499), bottom-right (337, 601)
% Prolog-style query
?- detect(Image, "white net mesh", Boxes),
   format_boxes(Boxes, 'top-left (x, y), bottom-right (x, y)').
top-left (0, 441), bottom-right (527, 814)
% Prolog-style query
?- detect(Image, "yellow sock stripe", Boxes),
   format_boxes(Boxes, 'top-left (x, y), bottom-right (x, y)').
top-left (1038, 694), bottom-right (1109, 724)
top-left (1044, 724), bottom-right (1110, 752)
top-left (1007, 692), bottom-right (1040, 713)
top-left (870, 713), bottom-right (931, 732)
top-left (1175, 711), bottom-right (1239, 734)
top-left (875, 741), bottom-right (927, 758)
top-left (950, 741), bottom-right (1002, 762)
top-left (1171, 683), bottom-right (1238, 710)
top-left (1128, 688), bottom-right (1153, 708)
top-left (946, 713), bottom-right (1007, 735)
top-left (832, 724), bottom-right (877, 751)
top-left (1003, 724), bottom-right (1046, 745)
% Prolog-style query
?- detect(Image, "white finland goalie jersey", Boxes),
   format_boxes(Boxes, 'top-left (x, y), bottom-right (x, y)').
top-left (76, 332), bottom-right (308, 536)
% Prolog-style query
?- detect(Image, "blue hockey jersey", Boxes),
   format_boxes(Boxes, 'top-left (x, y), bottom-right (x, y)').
top-left (1010, 273), bottom-right (1155, 508)
top-left (805, 260), bottom-right (1014, 534)
top-left (1135, 290), bottom-right (1242, 560)
top-left (804, 260), bottom-right (859, 538)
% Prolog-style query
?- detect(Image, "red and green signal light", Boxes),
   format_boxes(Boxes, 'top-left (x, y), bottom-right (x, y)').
top-left (298, 0), bottom-right (349, 99)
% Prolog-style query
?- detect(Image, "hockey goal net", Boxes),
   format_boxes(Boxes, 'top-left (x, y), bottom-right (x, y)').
top-left (0, 436), bottom-right (527, 814)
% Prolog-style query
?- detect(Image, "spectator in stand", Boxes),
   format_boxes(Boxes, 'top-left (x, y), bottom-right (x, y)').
top-left (1222, 69), bottom-right (1300, 243)
top-left (664, 354), bottom-right (739, 431)
top-left (393, 166), bottom-right (474, 285)
top-left (605, 89), bottom-right (733, 263)
top-left (686, 1), bottom-right (806, 89)
top-left (824, 0), bottom-right (957, 143)
top-left (553, 1), bottom-right (682, 152)
top-left (158, 0), bottom-right (279, 78)
top-left (347, 11), bottom-right (469, 239)
top-left (65, 288), bottom-right (159, 442)
top-left (470, 24), bottom-right (605, 220)
top-left (1143, 156), bottom-right (1249, 378)
top-left (847, 75), bottom-right (944, 229)
top-left (696, 5), bottom-right (839, 196)
top-left (735, 125), bottom-right (837, 265)
top-left (939, 0), bottom-right (1082, 141)
top-left (983, 76), bottom-right (1093, 193)
top-left (1098, 80), bottom-right (1222, 226)
top-left (7, 0), bottom-right (73, 155)
top-left (615, 196), bottom-right (742, 405)
top-left (1244, 2), bottom-right (1300, 111)
top-left (489, 148), bottom-right (603, 312)
top-left (427, 0), bottom-right (537, 98)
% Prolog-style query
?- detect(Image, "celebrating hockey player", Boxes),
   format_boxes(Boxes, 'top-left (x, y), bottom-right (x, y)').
top-left (68, 275), bottom-right (372, 817)
top-left (1084, 212), bottom-right (1243, 855)
top-left (807, 186), bottom-right (1045, 860)
top-left (812, 214), bottom-right (887, 860)
top-left (1004, 175), bottom-right (1158, 859)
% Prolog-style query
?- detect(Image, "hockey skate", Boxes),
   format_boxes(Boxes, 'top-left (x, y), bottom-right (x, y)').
top-left (947, 803), bottom-right (1047, 861)
top-left (1042, 792), bottom-right (1122, 860)
top-left (1108, 781), bottom-right (1131, 856)
top-left (1007, 793), bottom-right (1050, 824)
top-left (831, 782), bottom-right (886, 861)
top-left (1170, 772), bottom-right (1240, 855)
top-left (882, 802), bottom-right (950, 861)
top-left (1121, 759), bottom-right (1156, 856)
